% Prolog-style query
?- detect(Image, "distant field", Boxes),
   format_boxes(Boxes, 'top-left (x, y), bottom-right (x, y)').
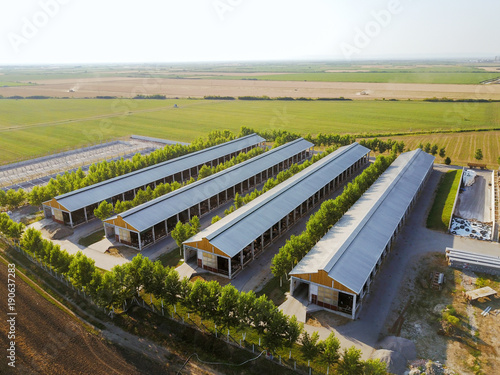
top-left (374, 130), bottom-right (500, 167)
top-left (1, 99), bottom-right (500, 165)
top-left (161, 72), bottom-right (500, 85)
top-left (0, 81), bottom-right (33, 87)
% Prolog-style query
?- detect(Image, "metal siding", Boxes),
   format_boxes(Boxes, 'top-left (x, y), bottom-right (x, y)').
top-left (186, 143), bottom-right (370, 258)
top-left (121, 138), bottom-right (314, 232)
top-left (290, 149), bottom-right (434, 294)
top-left (53, 134), bottom-right (265, 212)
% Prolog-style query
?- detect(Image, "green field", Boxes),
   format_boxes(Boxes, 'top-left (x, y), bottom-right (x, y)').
top-left (160, 72), bottom-right (500, 85)
top-left (0, 81), bottom-right (34, 87)
top-left (426, 170), bottom-right (462, 231)
top-left (1, 98), bottom-right (500, 164)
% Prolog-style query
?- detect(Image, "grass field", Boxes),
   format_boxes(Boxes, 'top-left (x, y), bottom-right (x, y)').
top-left (78, 229), bottom-right (105, 247)
top-left (1, 98), bottom-right (500, 164)
top-left (426, 170), bottom-right (462, 231)
top-left (161, 72), bottom-right (500, 85)
top-left (0, 81), bottom-right (33, 87)
top-left (374, 130), bottom-right (500, 167)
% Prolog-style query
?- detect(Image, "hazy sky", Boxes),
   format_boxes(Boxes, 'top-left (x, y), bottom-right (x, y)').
top-left (0, 0), bottom-right (498, 65)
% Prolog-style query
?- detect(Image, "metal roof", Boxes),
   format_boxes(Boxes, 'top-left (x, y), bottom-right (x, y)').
top-left (184, 143), bottom-right (370, 258)
top-left (290, 149), bottom-right (435, 295)
top-left (111, 138), bottom-right (314, 232)
top-left (50, 134), bottom-right (265, 212)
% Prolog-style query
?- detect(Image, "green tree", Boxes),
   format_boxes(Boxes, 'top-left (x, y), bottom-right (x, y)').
top-left (217, 284), bottom-right (240, 329)
top-left (234, 193), bottom-right (244, 209)
top-left (284, 315), bottom-right (303, 348)
top-left (424, 143), bottom-right (431, 153)
top-left (211, 215), bottom-right (222, 224)
top-left (322, 332), bottom-right (341, 367)
top-left (362, 359), bottom-right (388, 375)
top-left (439, 147), bottom-right (446, 158)
top-left (430, 144), bottom-right (438, 155)
top-left (162, 267), bottom-right (181, 308)
top-left (263, 310), bottom-right (289, 354)
top-left (8, 221), bottom-right (25, 241)
top-left (337, 346), bottom-right (363, 375)
top-left (444, 157), bottom-right (451, 165)
top-left (171, 221), bottom-right (193, 249)
top-left (94, 201), bottom-right (113, 220)
top-left (300, 331), bottom-right (323, 363)
top-left (0, 190), bottom-right (6, 207)
top-left (197, 165), bottom-right (212, 180)
top-left (474, 148), bottom-right (483, 161)
top-left (189, 216), bottom-right (200, 234)
top-left (68, 251), bottom-right (96, 290)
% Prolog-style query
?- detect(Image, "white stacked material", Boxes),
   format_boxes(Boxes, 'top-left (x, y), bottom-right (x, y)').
top-left (450, 217), bottom-right (492, 241)
top-left (462, 169), bottom-right (476, 187)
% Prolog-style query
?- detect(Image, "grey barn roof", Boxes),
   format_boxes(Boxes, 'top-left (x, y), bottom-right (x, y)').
top-left (184, 143), bottom-right (370, 258)
top-left (290, 149), bottom-right (434, 295)
top-left (111, 138), bottom-right (314, 232)
top-left (49, 134), bottom-right (265, 212)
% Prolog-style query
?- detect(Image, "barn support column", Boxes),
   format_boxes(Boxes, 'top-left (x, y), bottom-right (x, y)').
top-left (228, 258), bottom-right (232, 279)
top-left (251, 242), bottom-right (255, 260)
top-left (84, 207), bottom-right (88, 222)
top-left (138, 233), bottom-right (142, 251)
top-left (122, 193), bottom-right (125, 200)
top-left (240, 250), bottom-right (244, 269)
top-left (351, 294), bottom-right (357, 320)
top-left (152, 226), bottom-right (156, 243)
top-left (69, 212), bottom-right (74, 228)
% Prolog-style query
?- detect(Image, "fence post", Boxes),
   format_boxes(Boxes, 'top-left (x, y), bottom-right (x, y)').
top-left (279, 356), bottom-right (281, 365)
top-left (294, 361), bottom-right (296, 370)
top-left (289, 350), bottom-right (291, 359)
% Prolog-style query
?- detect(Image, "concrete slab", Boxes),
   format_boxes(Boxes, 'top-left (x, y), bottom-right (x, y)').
top-left (455, 169), bottom-right (492, 222)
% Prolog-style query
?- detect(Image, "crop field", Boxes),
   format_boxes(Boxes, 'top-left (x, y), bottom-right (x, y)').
top-left (373, 130), bottom-right (500, 167)
top-left (160, 72), bottom-right (500, 85)
top-left (1, 99), bottom-right (500, 164)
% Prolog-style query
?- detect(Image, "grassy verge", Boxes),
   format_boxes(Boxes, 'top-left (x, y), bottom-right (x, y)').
top-left (158, 248), bottom-right (184, 268)
top-left (427, 170), bottom-right (462, 231)
top-left (78, 229), bottom-right (105, 247)
top-left (256, 277), bottom-right (289, 306)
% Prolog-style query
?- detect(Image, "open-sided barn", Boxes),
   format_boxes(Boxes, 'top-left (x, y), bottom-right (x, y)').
top-left (289, 149), bottom-right (434, 319)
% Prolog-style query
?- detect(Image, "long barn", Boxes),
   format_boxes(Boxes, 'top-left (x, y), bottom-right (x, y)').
top-left (103, 138), bottom-right (314, 250)
top-left (42, 134), bottom-right (265, 227)
top-left (289, 149), bottom-right (434, 319)
top-left (183, 142), bottom-right (370, 279)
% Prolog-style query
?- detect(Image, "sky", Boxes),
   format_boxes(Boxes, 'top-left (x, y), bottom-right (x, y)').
top-left (0, 0), bottom-right (498, 65)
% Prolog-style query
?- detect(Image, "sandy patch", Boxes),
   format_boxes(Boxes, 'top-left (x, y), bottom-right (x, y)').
top-left (478, 66), bottom-right (500, 72)
top-left (2, 77), bottom-right (500, 100)
top-left (105, 245), bottom-right (139, 259)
